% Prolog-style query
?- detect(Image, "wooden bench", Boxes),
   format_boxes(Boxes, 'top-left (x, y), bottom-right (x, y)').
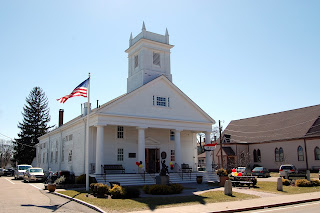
top-left (103, 165), bottom-right (125, 174)
top-left (181, 163), bottom-right (192, 173)
top-left (230, 176), bottom-right (257, 188)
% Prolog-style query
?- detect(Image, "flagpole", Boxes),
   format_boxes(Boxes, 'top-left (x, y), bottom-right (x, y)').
top-left (85, 73), bottom-right (90, 191)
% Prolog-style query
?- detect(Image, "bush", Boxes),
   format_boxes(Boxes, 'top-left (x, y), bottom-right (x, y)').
top-left (75, 174), bottom-right (97, 184)
top-left (110, 185), bottom-right (126, 199)
top-left (295, 179), bottom-right (312, 187)
top-left (97, 184), bottom-right (109, 198)
top-left (217, 168), bottom-right (227, 177)
top-left (123, 186), bottom-right (140, 198)
top-left (170, 183), bottom-right (184, 194)
top-left (90, 183), bottom-right (97, 194)
top-left (310, 179), bottom-right (320, 186)
top-left (282, 179), bottom-right (290, 186)
top-left (144, 184), bottom-right (184, 195)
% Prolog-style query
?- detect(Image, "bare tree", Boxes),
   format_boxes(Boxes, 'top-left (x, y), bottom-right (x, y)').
top-left (0, 139), bottom-right (14, 168)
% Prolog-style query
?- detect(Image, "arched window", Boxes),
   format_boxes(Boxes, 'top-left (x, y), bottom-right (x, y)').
top-left (297, 146), bottom-right (304, 161)
top-left (275, 148), bottom-right (279, 162)
top-left (279, 147), bottom-right (284, 162)
top-left (253, 149), bottom-right (257, 162)
top-left (257, 149), bottom-right (261, 162)
top-left (315, 147), bottom-right (320, 160)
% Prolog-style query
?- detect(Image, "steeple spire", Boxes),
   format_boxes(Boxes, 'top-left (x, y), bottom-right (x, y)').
top-left (142, 21), bottom-right (146, 31)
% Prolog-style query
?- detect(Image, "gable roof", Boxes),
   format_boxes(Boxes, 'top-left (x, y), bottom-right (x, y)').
top-left (222, 104), bottom-right (320, 143)
top-left (95, 75), bottom-right (215, 124)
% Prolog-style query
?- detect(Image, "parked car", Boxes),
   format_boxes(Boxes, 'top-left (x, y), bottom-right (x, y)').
top-left (4, 168), bottom-right (14, 176)
top-left (279, 164), bottom-right (298, 178)
top-left (318, 168), bottom-right (320, 180)
top-left (23, 168), bottom-right (45, 182)
top-left (251, 167), bottom-right (270, 178)
top-left (236, 167), bottom-right (251, 176)
top-left (14, 164), bottom-right (32, 179)
top-left (0, 168), bottom-right (4, 176)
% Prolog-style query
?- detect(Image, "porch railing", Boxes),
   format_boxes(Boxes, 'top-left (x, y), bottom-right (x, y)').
top-left (138, 168), bottom-right (146, 182)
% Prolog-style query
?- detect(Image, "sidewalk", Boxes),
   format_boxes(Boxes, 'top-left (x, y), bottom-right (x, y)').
top-left (130, 183), bottom-right (320, 213)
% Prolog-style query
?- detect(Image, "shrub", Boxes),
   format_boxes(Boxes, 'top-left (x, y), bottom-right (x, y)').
top-left (97, 184), bottom-right (109, 198)
top-left (75, 174), bottom-right (97, 184)
top-left (217, 168), bottom-right (227, 177)
top-left (90, 183), bottom-right (97, 194)
top-left (295, 179), bottom-right (312, 187)
top-left (142, 185), bottom-right (150, 194)
top-left (170, 183), bottom-right (184, 194)
top-left (123, 186), bottom-right (140, 198)
top-left (282, 179), bottom-right (290, 186)
top-left (110, 185), bottom-right (126, 199)
top-left (310, 179), bottom-right (320, 186)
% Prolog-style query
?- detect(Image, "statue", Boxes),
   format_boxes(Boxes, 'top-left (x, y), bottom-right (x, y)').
top-left (160, 160), bottom-right (169, 176)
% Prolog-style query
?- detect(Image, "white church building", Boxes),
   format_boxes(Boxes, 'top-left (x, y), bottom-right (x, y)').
top-left (36, 23), bottom-right (217, 185)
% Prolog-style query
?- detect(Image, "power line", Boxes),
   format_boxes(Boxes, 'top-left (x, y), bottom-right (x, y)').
top-left (0, 132), bottom-right (36, 149)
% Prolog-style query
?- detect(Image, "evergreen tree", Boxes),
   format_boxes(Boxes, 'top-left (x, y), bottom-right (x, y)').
top-left (14, 87), bottom-right (53, 164)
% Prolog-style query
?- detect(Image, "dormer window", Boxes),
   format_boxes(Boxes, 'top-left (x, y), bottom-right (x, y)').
top-left (134, 55), bottom-right (139, 68)
top-left (153, 52), bottom-right (160, 66)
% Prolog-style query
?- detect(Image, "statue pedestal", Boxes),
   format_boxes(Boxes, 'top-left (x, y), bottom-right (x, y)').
top-left (156, 175), bottom-right (169, 185)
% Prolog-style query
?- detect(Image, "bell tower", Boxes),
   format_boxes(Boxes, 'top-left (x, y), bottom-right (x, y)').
top-left (125, 22), bottom-right (174, 93)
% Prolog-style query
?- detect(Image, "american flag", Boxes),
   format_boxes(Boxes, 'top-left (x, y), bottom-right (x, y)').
top-left (57, 78), bottom-right (90, 103)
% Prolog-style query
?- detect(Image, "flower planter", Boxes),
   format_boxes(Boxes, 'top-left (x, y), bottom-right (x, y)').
top-left (196, 176), bottom-right (203, 184)
top-left (47, 183), bottom-right (56, 192)
top-left (219, 176), bottom-right (229, 187)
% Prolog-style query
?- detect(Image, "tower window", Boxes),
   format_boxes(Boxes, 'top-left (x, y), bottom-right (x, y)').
top-left (134, 55), bottom-right (139, 68)
top-left (153, 52), bottom-right (160, 66)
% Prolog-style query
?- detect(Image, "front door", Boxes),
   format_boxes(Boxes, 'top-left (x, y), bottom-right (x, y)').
top-left (145, 148), bottom-right (160, 173)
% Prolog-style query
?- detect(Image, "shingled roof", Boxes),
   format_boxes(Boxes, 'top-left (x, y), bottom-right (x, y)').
top-left (223, 104), bottom-right (320, 143)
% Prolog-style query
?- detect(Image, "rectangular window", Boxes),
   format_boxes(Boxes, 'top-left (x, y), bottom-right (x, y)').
top-left (128, 153), bottom-right (136, 158)
top-left (43, 153), bottom-right (45, 164)
top-left (157, 97), bottom-right (166, 107)
top-left (66, 136), bottom-right (69, 142)
top-left (68, 150), bottom-right (72, 162)
top-left (117, 148), bottom-right (124, 161)
top-left (117, 126), bottom-right (124, 139)
top-left (170, 130), bottom-right (175, 141)
top-left (153, 52), bottom-right (160, 66)
top-left (69, 134), bottom-right (73, 141)
top-left (51, 152), bottom-right (53, 163)
top-left (134, 55), bottom-right (138, 68)
top-left (171, 150), bottom-right (175, 161)
top-left (62, 149), bottom-right (64, 162)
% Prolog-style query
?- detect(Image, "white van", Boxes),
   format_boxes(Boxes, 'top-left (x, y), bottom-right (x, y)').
top-left (14, 164), bottom-right (32, 179)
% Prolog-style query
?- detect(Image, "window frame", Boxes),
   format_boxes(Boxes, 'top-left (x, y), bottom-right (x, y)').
top-left (117, 148), bottom-right (124, 161)
top-left (153, 52), bottom-right (160, 66)
top-left (315, 146), bottom-right (320, 160)
top-left (117, 126), bottom-right (124, 139)
top-left (297, 146), bottom-right (304, 161)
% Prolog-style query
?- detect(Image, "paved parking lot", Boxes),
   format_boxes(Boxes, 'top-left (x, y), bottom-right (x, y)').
top-left (0, 176), bottom-right (97, 213)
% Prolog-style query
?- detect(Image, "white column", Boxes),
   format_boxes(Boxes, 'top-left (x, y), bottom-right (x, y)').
top-left (95, 125), bottom-right (104, 174)
top-left (205, 131), bottom-right (212, 171)
top-left (174, 130), bottom-right (182, 167)
top-left (137, 127), bottom-right (146, 170)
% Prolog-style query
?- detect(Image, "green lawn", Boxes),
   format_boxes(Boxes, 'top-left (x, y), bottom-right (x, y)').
top-left (58, 190), bottom-right (258, 212)
top-left (253, 181), bottom-right (320, 194)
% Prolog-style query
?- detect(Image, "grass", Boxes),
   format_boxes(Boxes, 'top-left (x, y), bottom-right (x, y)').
top-left (58, 190), bottom-right (258, 212)
top-left (252, 181), bottom-right (320, 194)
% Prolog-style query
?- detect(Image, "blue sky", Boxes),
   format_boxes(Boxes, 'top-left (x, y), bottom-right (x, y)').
top-left (1, 0), bottom-right (319, 141)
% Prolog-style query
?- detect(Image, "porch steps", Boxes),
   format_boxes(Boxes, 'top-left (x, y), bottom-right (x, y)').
top-left (93, 171), bottom-right (218, 186)
top-left (94, 173), bottom-right (156, 186)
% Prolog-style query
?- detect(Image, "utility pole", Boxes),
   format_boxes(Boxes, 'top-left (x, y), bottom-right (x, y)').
top-left (219, 120), bottom-right (223, 169)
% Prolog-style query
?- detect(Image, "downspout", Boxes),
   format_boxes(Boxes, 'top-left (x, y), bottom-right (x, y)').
top-left (304, 138), bottom-right (309, 170)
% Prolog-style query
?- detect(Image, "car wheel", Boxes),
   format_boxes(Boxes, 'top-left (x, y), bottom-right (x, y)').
top-left (23, 179), bottom-right (26, 183)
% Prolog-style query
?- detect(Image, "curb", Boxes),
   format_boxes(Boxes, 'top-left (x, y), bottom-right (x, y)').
top-left (213, 197), bottom-right (320, 213)
top-left (53, 191), bottom-right (106, 213)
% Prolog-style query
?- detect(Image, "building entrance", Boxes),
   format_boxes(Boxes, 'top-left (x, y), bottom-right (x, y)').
top-left (145, 148), bottom-right (160, 173)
